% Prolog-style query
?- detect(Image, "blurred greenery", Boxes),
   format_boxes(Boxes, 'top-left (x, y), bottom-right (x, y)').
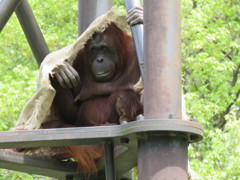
top-left (182, 0), bottom-right (240, 179)
top-left (0, 0), bottom-right (239, 179)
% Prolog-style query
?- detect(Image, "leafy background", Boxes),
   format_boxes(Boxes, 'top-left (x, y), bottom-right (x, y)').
top-left (0, 0), bottom-right (239, 179)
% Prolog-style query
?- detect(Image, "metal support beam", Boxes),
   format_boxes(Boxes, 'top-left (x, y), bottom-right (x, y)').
top-left (0, 120), bottom-right (202, 179)
top-left (124, 0), bottom-right (144, 79)
top-left (144, 0), bottom-right (182, 119)
top-left (104, 142), bottom-right (116, 180)
top-left (0, 0), bottom-right (22, 32)
top-left (15, 0), bottom-right (50, 66)
top-left (0, 150), bottom-right (79, 179)
top-left (78, 0), bottom-right (112, 36)
top-left (139, 0), bottom-right (188, 179)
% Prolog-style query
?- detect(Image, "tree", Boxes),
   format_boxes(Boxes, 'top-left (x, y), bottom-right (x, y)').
top-left (182, 0), bottom-right (240, 179)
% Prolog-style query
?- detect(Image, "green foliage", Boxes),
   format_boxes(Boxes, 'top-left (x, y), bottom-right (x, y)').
top-left (113, 0), bottom-right (127, 14)
top-left (0, 0), bottom-right (78, 178)
top-left (0, 0), bottom-right (79, 130)
top-left (0, 0), bottom-right (239, 179)
top-left (182, 0), bottom-right (240, 179)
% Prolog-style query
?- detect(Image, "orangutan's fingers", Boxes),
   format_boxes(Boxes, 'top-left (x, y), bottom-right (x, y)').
top-left (55, 72), bottom-right (67, 88)
top-left (62, 64), bottom-right (80, 87)
top-left (129, 15), bottom-right (143, 26)
top-left (58, 68), bottom-right (74, 88)
top-left (127, 7), bottom-right (143, 25)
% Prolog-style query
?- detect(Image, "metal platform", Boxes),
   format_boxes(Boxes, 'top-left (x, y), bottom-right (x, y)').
top-left (0, 119), bottom-right (203, 179)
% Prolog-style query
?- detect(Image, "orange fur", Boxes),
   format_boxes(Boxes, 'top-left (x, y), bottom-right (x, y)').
top-left (62, 145), bottom-right (104, 177)
top-left (47, 23), bottom-right (142, 176)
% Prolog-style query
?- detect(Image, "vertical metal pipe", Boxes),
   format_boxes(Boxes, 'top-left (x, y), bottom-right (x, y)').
top-left (15, 0), bottom-right (50, 66)
top-left (144, 0), bottom-right (182, 119)
top-left (138, 0), bottom-right (188, 179)
top-left (139, 135), bottom-right (188, 180)
top-left (104, 142), bottom-right (116, 180)
top-left (78, 0), bottom-right (112, 36)
top-left (124, 0), bottom-right (144, 80)
top-left (0, 0), bottom-right (22, 32)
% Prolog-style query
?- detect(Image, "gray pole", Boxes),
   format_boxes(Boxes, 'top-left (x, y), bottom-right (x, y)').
top-left (0, 0), bottom-right (22, 32)
top-left (15, 0), bottom-right (50, 66)
top-left (124, 0), bottom-right (144, 80)
top-left (78, 0), bottom-right (112, 36)
top-left (138, 0), bottom-right (188, 179)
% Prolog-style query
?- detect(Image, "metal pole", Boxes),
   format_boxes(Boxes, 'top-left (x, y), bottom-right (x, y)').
top-left (124, 0), bottom-right (144, 80)
top-left (138, 0), bottom-right (188, 179)
top-left (78, 0), bottom-right (112, 36)
top-left (144, 0), bottom-right (182, 119)
top-left (0, 0), bottom-right (22, 32)
top-left (104, 142), bottom-right (116, 180)
top-left (15, 0), bottom-right (50, 66)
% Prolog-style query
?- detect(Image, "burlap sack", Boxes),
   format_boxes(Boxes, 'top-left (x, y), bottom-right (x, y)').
top-left (14, 8), bottom-right (132, 130)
